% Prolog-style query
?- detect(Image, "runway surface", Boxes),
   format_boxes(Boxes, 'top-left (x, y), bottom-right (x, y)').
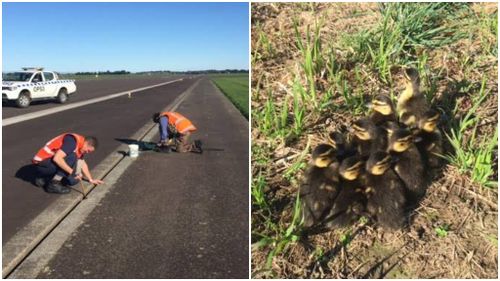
top-left (36, 78), bottom-right (249, 278)
top-left (2, 77), bottom-right (194, 243)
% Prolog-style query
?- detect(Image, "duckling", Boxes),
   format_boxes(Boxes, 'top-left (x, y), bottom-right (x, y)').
top-left (300, 144), bottom-right (341, 228)
top-left (327, 131), bottom-right (356, 161)
top-left (381, 120), bottom-right (404, 138)
top-left (351, 118), bottom-right (388, 158)
top-left (324, 155), bottom-right (366, 228)
top-left (369, 94), bottom-right (397, 125)
top-left (414, 109), bottom-right (443, 169)
top-left (387, 128), bottom-right (428, 203)
top-left (397, 67), bottom-right (430, 128)
top-left (365, 151), bottom-right (406, 229)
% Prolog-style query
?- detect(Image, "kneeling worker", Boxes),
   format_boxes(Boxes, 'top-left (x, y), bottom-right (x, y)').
top-left (152, 112), bottom-right (202, 153)
top-left (32, 133), bottom-right (104, 194)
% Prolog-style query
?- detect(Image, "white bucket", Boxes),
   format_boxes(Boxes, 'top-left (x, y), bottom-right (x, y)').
top-left (128, 144), bottom-right (139, 157)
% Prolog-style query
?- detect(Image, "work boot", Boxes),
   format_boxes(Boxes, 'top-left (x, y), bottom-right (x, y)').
top-left (44, 180), bottom-right (71, 194)
top-left (156, 141), bottom-right (166, 147)
top-left (194, 140), bottom-right (203, 148)
top-left (34, 177), bottom-right (47, 188)
top-left (155, 145), bottom-right (171, 153)
top-left (190, 144), bottom-right (203, 154)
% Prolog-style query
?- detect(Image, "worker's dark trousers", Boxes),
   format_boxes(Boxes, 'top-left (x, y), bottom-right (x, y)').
top-left (35, 153), bottom-right (79, 186)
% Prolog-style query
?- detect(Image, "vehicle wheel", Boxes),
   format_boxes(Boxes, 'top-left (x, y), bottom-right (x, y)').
top-left (57, 88), bottom-right (68, 104)
top-left (16, 91), bottom-right (31, 108)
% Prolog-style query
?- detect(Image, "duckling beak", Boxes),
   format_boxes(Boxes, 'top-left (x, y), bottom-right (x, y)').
top-left (347, 127), bottom-right (355, 133)
top-left (366, 102), bottom-right (373, 109)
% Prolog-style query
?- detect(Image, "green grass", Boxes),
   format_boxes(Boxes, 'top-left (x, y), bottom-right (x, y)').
top-left (211, 74), bottom-right (249, 119)
top-left (253, 23), bottom-right (275, 64)
top-left (435, 224), bottom-right (450, 238)
top-left (294, 19), bottom-right (324, 109)
top-left (283, 139), bottom-right (310, 182)
top-left (251, 140), bottom-right (311, 272)
top-left (444, 77), bottom-right (497, 188)
top-left (471, 7), bottom-right (498, 56)
top-left (252, 188), bottom-right (304, 272)
top-left (378, 3), bottom-right (469, 49)
top-left (340, 231), bottom-right (354, 246)
top-left (252, 173), bottom-right (269, 211)
top-left (253, 92), bottom-right (295, 140)
top-left (342, 3), bottom-right (470, 84)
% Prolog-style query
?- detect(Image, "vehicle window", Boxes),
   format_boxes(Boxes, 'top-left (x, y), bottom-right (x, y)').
top-left (2, 72), bottom-right (32, 82)
top-left (31, 73), bottom-right (43, 83)
top-left (43, 72), bottom-right (54, 81)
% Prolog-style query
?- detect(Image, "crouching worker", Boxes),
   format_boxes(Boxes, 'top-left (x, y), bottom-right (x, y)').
top-left (152, 112), bottom-right (202, 153)
top-left (32, 133), bottom-right (104, 194)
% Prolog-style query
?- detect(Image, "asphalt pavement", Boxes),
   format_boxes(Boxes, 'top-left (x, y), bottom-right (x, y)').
top-left (2, 76), bottom-right (184, 118)
top-left (35, 78), bottom-right (249, 278)
top-left (2, 78), bottom-right (195, 243)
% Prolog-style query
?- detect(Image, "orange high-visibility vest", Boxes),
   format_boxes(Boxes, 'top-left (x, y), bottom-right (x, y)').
top-left (160, 112), bottom-right (197, 134)
top-left (32, 133), bottom-right (86, 164)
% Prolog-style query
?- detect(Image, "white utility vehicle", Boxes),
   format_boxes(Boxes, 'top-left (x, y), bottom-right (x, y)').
top-left (2, 67), bottom-right (77, 108)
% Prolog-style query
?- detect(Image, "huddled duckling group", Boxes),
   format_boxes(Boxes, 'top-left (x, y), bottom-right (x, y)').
top-left (300, 68), bottom-right (443, 230)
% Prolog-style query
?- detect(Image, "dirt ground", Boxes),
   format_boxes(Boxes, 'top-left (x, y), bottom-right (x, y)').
top-left (251, 3), bottom-right (498, 278)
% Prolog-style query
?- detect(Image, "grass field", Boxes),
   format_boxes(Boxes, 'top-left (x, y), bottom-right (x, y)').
top-left (211, 74), bottom-right (249, 119)
top-left (251, 2), bottom-right (497, 278)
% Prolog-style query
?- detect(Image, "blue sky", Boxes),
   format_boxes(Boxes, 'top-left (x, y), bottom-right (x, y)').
top-left (2, 2), bottom-right (249, 72)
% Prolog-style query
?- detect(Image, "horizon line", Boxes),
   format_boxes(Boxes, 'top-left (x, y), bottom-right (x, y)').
top-left (2, 69), bottom-right (250, 74)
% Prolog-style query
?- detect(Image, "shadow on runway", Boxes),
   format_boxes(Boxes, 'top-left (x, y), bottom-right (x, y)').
top-left (115, 138), bottom-right (158, 151)
top-left (115, 138), bottom-right (225, 154)
top-left (3, 99), bottom-right (58, 108)
top-left (14, 164), bottom-right (40, 188)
